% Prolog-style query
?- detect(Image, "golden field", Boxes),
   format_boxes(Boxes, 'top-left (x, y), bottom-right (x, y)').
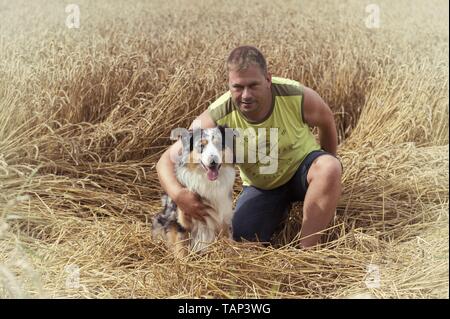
top-left (0, 0), bottom-right (448, 298)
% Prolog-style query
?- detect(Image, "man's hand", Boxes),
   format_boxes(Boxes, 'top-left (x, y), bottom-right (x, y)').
top-left (174, 188), bottom-right (210, 224)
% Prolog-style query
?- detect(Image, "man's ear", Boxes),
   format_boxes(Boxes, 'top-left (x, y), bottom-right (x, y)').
top-left (266, 71), bottom-right (272, 87)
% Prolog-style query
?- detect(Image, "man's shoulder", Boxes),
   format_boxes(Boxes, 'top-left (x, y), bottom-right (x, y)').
top-left (272, 76), bottom-right (301, 87)
top-left (271, 76), bottom-right (303, 97)
top-left (207, 91), bottom-right (234, 123)
top-left (208, 91), bottom-right (232, 110)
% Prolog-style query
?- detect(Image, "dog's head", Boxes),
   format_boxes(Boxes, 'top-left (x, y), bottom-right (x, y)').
top-left (180, 126), bottom-right (236, 181)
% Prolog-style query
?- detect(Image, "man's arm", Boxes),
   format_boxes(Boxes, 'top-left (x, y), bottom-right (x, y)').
top-left (302, 87), bottom-right (338, 156)
top-left (156, 139), bottom-right (184, 200)
top-left (156, 109), bottom-right (216, 222)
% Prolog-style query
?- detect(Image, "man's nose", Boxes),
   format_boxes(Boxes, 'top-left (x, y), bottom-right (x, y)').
top-left (242, 87), bottom-right (252, 99)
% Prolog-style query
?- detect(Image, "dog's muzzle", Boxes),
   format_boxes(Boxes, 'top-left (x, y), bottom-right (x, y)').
top-left (201, 158), bottom-right (221, 181)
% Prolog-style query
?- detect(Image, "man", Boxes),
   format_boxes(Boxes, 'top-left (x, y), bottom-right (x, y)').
top-left (156, 46), bottom-right (342, 248)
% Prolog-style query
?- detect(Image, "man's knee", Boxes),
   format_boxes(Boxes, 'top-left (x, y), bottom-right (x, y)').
top-left (309, 155), bottom-right (342, 185)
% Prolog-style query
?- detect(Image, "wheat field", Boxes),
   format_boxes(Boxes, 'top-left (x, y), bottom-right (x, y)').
top-left (0, 0), bottom-right (448, 298)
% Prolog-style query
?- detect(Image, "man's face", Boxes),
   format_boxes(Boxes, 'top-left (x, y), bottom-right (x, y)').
top-left (228, 64), bottom-right (272, 119)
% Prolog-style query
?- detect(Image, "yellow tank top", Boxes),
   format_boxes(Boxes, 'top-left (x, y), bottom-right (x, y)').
top-left (208, 77), bottom-right (320, 190)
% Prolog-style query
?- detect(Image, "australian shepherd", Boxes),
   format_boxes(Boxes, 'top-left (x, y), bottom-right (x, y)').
top-left (152, 126), bottom-right (236, 257)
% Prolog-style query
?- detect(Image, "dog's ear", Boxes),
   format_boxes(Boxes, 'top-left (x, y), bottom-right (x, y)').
top-left (217, 125), bottom-right (230, 149)
top-left (180, 129), bottom-right (193, 153)
top-left (218, 125), bottom-right (238, 164)
top-left (217, 125), bottom-right (225, 150)
top-left (171, 128), bottom-right (193, 152)
top-left (218, 124), bottom-right (227, 136)
top-left (173, 129), bottom-right (193, 166)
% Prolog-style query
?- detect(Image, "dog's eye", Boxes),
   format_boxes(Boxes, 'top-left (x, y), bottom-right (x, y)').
top-left (199, 139), bottom-right (208, 152)
top-left (211, 135), bottom-right (222, 146)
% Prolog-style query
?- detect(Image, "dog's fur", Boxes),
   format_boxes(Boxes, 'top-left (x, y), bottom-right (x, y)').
top-left (152, 126), bottom-right (236, 257)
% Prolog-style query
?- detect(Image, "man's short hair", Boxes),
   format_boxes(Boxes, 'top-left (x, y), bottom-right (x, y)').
top-left (226, 46), bottom-right (267, 75)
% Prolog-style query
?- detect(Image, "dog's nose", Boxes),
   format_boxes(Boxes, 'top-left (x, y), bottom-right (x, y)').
top-left (209, 156), bottom-right (220, 167)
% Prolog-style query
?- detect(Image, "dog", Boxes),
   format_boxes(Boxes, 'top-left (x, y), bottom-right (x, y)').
top-left (152, 126), bottom-right (236, 257)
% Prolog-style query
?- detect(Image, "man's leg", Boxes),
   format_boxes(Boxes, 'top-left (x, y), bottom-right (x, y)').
top-left (232, 185), bottom-right (290, 243)
top-left (300, 154), bottom-right (342, 248)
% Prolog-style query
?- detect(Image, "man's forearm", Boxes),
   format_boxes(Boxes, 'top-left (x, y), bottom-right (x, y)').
top-left (156, 149), bottom-right (184, 200)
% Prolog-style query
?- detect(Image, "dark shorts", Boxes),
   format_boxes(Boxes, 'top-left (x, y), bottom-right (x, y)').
top-left (232, 150), bottom-right (342, 243)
